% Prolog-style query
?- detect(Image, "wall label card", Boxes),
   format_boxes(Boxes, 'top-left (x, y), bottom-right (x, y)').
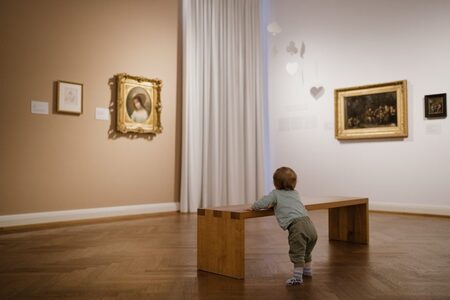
top-left (426, 123), bottom-right (442, 135)
top-left (31, 100), bottom-right (49, 115)
top-left (95, 107), bottom-right (110, 121)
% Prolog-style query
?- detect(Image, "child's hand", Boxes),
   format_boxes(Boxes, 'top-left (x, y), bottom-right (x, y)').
top-left (250, 206), bottom-right (272, 211)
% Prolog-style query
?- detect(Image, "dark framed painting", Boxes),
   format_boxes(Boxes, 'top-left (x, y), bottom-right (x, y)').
top-left (424, 93), bottom-right (446, 119)
top-left (115, 73), bottom-right (163, 134)
top-left (335, 80), bottom-right (408, 140)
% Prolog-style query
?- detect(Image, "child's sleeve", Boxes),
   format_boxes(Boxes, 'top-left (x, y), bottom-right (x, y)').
top-left (251, 191), bottom-right (277, 210)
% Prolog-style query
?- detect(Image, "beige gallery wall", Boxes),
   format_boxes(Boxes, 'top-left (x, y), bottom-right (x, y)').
top-left (0, 0), bottom-right (182, 215)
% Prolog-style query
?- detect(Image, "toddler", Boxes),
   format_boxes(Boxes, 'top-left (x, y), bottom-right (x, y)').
top-left (251, 167), bottom-right (318, 285)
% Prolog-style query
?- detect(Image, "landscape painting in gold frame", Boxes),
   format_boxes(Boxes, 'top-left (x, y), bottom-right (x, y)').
top-left (335, 80), bottom-right (408, 140)
top-left (116, 73), bottom-right (162, 134)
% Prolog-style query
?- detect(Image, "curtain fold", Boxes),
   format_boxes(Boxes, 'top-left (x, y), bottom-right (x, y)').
top-left (181, 0), bottom-right (264, 212)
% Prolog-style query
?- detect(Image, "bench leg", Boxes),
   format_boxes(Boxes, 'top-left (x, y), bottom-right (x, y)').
top-left (197, 210), bottom-right (245, 279)
top-left (328, 203), bottom-right (369, 244)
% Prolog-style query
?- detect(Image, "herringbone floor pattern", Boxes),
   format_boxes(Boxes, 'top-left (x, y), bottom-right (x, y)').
top-left (0, 211), bottom-right (449, 299)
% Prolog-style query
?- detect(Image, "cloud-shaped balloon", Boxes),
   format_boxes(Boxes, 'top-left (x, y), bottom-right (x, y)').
top-left (267, 22), bottom-right (282, 36)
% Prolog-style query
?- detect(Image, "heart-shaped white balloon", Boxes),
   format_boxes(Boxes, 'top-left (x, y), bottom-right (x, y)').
top-left (310, 86), bottom-right (325, 99)
top-left (286, 62), bottom-right (299, 76)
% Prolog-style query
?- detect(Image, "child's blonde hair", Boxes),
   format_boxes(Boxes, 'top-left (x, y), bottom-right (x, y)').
top-left (273, 167), bottom-right (297, 190)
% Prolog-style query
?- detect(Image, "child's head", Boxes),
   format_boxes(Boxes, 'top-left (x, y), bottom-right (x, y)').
top-left (273, 167), bottom-right (297, 190)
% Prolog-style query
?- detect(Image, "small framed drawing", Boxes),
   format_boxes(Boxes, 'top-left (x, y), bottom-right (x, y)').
top-left (116, 73), bottom-right (162, 134)
top-left (335, 80), bottom-right (408, 140)
top-left (424, 93), bottom-right (446, 119)
top-left (57, 81), bottom-right (83, 114)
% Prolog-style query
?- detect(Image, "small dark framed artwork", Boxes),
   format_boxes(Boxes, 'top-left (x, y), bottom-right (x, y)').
top-left (424, 93), bottom-right (447, 119)
top-left (57, 80), bottom-right (83, 114)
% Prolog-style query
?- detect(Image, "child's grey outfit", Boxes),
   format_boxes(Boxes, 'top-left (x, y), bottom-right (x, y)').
top-left (251, 190), bottom-right (317, 267)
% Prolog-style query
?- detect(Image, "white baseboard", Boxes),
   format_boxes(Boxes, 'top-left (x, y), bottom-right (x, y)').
top-left (369, 202), bottom-right (450, 216)
top-left (0, 202), bottom-right (180, 228)
top-left (1, 201), bottom-right (446, 228)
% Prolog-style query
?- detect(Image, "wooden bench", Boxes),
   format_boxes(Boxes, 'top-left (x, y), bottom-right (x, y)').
top-left (197, 196), bottom-right (369, 279)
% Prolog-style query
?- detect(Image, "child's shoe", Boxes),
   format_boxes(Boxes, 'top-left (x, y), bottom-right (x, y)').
top-left (286, 276), bottom-right (303, 285)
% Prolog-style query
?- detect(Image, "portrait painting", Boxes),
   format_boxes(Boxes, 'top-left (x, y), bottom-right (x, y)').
top-left (116, 73), bottom-right (162, 134)
top-left (335, 80), bottom-right (408, 140)
top-left (126, 87), bottom-right (152, 123)
top-left (424, 93), bottom-right (447, 119)
top-left (57, 81), bottom-right (83, 114)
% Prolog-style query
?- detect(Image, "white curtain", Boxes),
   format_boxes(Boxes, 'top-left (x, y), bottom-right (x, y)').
top-left (181, 0), bottom-right (265, 212)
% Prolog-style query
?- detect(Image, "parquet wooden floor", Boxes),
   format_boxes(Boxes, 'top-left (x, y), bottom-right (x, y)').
top-left (0, 211), bottom-right (449, 299)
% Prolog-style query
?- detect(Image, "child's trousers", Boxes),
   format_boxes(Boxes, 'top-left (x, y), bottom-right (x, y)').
top-left (287, 216), bottom-right (318, 267)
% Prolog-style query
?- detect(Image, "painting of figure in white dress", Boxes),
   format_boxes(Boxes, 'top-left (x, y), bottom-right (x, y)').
top-left (115, 73), bottom-right (163, 135)
top-left (126, 87), bottom-right (152, 123)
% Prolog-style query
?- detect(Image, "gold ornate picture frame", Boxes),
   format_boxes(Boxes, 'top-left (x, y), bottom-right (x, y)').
top-left (116, 73), bottom-right (162, 134)
top-left (335, 80), bottom-right (408, 140)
